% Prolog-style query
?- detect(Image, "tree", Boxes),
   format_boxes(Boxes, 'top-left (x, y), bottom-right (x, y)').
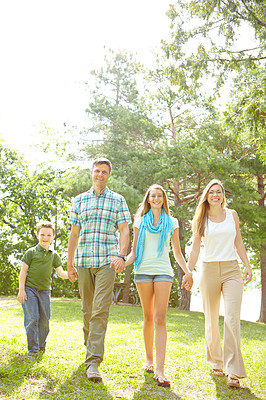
top-left (0, 144), bottom-right (74, 296)
top-left (162, 0), bottom-right (266, 321)
top-left (222, 110), bottom-right (266, 322)
top-left (163, 0), bottom-right (266, 163)
top-left (82, 50), bottom-right (265, 312)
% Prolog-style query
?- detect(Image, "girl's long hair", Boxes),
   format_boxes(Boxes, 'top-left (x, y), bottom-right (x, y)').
top-left (135, 184), bottom-right (170, 217)
top-left (192, 179), bottom-right (226, 237)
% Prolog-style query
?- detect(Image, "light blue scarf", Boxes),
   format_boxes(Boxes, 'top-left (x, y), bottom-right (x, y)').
top-left (134, 209), bottom-right (174, 272)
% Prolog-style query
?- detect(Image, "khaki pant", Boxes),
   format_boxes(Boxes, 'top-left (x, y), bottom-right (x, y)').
top-left (77, 264), bottom-right (115, 370)
top-left (199, 260), bottom-right (246, 378)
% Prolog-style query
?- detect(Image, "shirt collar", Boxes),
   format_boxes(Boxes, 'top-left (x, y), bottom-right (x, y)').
top-left (89, 186), bottom-right (109, 197)
top-left (36, 243), bottom-right (52, 253)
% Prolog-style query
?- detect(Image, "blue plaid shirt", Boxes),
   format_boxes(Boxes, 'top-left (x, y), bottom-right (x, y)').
top-left (69, 186), bottom-right (131, 268)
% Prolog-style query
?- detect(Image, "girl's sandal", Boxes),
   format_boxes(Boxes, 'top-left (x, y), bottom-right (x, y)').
top-left (227, 376), bottom-right (240, 388)
top-left (212, 369), bottom-right (224, 376)
top-left (153, 375), bottom-right (171, 388)
top-left (142, 364), bottom-right (154, 373)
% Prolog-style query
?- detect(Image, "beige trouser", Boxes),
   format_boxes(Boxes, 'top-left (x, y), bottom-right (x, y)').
top-left (199, 260), bottom-right (246, 378)
top-left (77, 264), bottom-right (115, 370)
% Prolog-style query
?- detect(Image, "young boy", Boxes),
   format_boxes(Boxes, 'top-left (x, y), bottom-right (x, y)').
top-left (17, 221), bottom-right (69, 356)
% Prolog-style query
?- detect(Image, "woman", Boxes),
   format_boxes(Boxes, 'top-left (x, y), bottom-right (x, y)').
top-left (124, 184), bottom-right (192, 387)
top-left (183, 179), bottom-right (252, 388)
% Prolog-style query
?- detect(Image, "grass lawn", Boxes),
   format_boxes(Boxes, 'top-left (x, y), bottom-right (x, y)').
top-left (0, 298), bottom-right (265, 400)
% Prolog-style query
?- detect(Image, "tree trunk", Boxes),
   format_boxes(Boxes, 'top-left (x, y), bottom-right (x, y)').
top-left (177, 263), bottom-right (191, 309)
top-left (258, 245), bottom-right (266, 323)
top-left (257, 174), bottom-right (266, 323)
top-left (177, 218), bottom-right (191, 310)
top-left (122, 266), bottom-right (131, 303)
top-left (122, 238), bottom-right (132, 303)
top-left (177, 212), bottom-right (191, 311)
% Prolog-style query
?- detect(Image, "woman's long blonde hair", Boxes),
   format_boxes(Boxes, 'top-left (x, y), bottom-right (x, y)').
top-left (192, 179), bottom-right (226, 237)
top-left (135, 184), bottom-right (170, 218)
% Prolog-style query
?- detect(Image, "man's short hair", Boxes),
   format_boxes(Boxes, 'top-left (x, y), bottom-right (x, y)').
top-left (36, 221), bottom-right (55, 236)
top-left (92, 158), bottom-right (112, 173)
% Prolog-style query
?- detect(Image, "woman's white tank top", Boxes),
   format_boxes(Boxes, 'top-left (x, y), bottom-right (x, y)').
top-left (202, 208), bottom-right (237, 262)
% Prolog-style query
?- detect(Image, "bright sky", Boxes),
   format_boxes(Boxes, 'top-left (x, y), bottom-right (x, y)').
top-left (0, 0), bottom-right (172, 153)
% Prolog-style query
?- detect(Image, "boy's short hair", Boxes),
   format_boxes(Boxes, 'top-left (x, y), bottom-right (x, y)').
top-left (36, 221), bottom-right (55, 236)
top-left (92, 158), bottom-right (112, 173)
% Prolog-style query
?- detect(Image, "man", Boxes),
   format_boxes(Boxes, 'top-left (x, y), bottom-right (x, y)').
top-left (67, 158), bottom-right (131, 382)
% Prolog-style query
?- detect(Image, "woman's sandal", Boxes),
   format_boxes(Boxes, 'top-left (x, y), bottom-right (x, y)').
top-left (153, 375), bottom-right (171, 388)
top-left (227, 376), bottom-right (240, 388)
top-left (212, 369), bottom-right (224, 376)
top-left (142, 364), bottom-right (154, 374)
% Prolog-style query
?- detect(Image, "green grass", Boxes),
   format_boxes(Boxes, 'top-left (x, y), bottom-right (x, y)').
top-left (0, 298), bottom-right (265, 400)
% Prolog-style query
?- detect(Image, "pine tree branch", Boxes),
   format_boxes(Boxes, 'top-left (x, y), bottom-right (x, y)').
top-left (230, 47), bottom-right (262, 54)
top-left (215, 56), bottom-right (266, 62)
top-left (240, 0), bottom-right (266, 28)
top-left (109, 118), bottom-right (162, 155)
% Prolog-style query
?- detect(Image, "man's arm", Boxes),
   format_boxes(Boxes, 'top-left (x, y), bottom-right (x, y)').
top-left (67, 224), bottom-right (80, 282)
top-left (111, 222), bottom-right (130, 273)
top-left (118, 222), bottom-right (130, 255)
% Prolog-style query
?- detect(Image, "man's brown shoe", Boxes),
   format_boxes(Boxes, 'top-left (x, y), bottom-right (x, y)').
top-left (86, 364), bottom-right (102, 382)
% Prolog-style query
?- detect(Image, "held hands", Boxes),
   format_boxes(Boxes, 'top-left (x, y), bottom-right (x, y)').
top-left (110, 257), bottom-right (125, 273)
top-left (67, 265), bottom-right (78, 282)
top-left (181, 272), bottom-right (193, 291)
top-left (244, 266), bottom-right (252, 284)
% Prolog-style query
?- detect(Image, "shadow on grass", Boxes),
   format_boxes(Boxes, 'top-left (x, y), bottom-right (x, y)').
top-left (37, 363), bottom-right (115, 400)
top-left (0, 351), bottom-right (44, 398)
top-left (131, 372), bottom-right (184, 400)
top-left (211, 374), bottom-right (262, 400)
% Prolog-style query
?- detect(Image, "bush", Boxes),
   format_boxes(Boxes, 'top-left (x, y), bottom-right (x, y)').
top-left (0, 261), bottom-right (20, 296)
top-left (51, 274), bottom-right (80, 298)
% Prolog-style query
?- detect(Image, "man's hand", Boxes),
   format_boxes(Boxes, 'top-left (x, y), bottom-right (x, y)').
top-left (67, 264), bottom-right (78, 282)
top-left (110, 257), bottom-right (126, 273)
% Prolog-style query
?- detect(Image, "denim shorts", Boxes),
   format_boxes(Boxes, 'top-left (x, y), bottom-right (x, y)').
top-left (134, 274), bottom-right (174, 283)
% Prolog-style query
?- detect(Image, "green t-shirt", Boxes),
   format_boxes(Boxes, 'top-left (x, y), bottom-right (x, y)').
top-left (22, 244), bottom-right (62, 290)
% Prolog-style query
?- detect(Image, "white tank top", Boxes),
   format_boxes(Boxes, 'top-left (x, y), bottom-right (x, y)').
top-left (202, 208), bottom-right (237, 262)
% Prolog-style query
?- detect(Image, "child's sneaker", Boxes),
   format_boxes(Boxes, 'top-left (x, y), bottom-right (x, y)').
top-left (27, 351), bottom-right (37, 357)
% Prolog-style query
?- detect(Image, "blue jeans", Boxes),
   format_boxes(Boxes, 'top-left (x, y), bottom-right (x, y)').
top-left (134, 274), bottom-right (174, 283)
top-left (22, 285), bottom-right (51, 354)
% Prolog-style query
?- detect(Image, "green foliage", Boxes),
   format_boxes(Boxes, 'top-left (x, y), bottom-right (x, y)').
top-left (51, 274), bottom-right (80, 298)
top-left (77, 49), bottom-right (266, 312)
top-left (0, 144), bottom-right (74, 295)
top-left (163, 0), bottom-right (266, 163)
top-left (168, 277), bottom-right (180, 308)
top-left (0, 258), bottom-right (19, 296)
top-left (223, 67), bottom-right (266, 163)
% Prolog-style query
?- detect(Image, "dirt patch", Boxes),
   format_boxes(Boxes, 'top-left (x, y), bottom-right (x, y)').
top-left (0, 296), bottom-right (17, 308)
top-left (0, 296), bottom-right (81, 308)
